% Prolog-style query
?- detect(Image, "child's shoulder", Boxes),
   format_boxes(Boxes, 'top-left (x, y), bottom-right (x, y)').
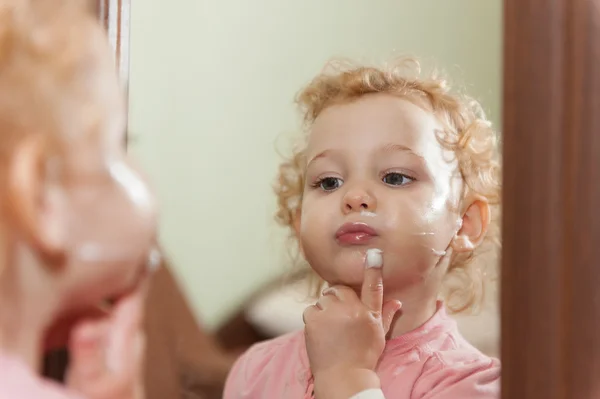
top-left (223, 330), bottom-right (309, 399)
top-left (0, 353), bottom-right (82, 399)
top-left (382, 332), bottom-right (500, 398)
top-left (411, 347), bottom-right (500, 398)
top-left (241, 329), bottom-right (306, 364)
top-left (426, 321), bottom-right (500, 372)
top-left (379, 310), bottom-right (500, 398)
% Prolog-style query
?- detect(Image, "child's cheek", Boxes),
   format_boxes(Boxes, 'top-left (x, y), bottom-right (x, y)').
top-left (383, 192), bottom-right (458, 259)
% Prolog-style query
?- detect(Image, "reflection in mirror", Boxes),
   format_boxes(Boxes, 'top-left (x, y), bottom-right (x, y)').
top-left (127, 1), bottom-right (502, 397)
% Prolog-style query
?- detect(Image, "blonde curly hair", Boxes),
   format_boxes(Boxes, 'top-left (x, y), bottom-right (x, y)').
top-left (274, 58), bottom-right (501, 314)
top-left (0, 0), bottom-right (120, 170)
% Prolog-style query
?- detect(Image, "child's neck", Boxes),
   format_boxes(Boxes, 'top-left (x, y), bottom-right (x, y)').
top-left (0, 261), bottom-right (59, 372)
top-left (386, 293), bottom-right (439, 339)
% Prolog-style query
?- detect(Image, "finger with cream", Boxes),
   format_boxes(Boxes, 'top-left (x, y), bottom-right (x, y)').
top-left (366, 248), bottom-right (383, 268)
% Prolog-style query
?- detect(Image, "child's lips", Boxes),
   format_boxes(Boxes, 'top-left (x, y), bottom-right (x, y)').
top-left (335, 222), bottom-right (378, 245)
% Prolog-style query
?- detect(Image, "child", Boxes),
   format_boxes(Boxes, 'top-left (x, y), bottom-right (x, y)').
top-left (0, 0), bottom-right (157, 398)
top-left (224, 59), bottom-right (501, 398)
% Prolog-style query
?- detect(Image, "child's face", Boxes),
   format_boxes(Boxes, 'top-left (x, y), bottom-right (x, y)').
top-left (299, 94), bottom-right (463, 293)
top-left (43, 22), bottom-right (158, 313)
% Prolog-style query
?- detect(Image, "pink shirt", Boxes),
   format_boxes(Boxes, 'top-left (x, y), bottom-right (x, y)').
top-left (0, 352), bottom-right (82, 399)
top-left (224, 303), bottom-right (500, 399)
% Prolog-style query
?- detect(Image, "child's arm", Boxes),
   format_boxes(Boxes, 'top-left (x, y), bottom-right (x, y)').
top-left (303, 250), bottom-right (401, 399)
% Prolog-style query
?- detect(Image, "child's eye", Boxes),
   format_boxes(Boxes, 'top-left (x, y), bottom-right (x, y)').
top-left (313, 177), bottom-right (343, 191)
top-left (382, 172), bottom-right (414, 186)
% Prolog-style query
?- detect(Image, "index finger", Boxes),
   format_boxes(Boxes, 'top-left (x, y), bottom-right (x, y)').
top-left (361, 248), bottom-right (384, 312)
top-left (106, 280), bottom-right (148, 374)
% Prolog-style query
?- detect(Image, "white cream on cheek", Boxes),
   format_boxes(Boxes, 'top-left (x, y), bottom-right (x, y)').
top-left (75, 243), bottom-right (127, 262)
top-left (147, 247), bottom-right (162, 272)
top-left (402, 185), bottom-right (455, 259)
top-left (75, 243), bottom-right (160, 274)
top-left (422, 168), bottom-right (456, 224)
top-left (72, 159), bottom-right (155, 265)
top-left (109, 160), bottom-right (154, 212)
top-left (409, 138), bottom-right (462, 257)
top-left (430, 248), bottom-right (447, 257)
top-left (409, 234), bottom-right (447, 257)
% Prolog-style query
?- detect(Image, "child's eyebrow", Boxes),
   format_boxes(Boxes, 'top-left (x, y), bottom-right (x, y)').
top-left (380, 143), bottom-right (425, 160)
top-left (306, 143), bottom-right (425, 168)
top-left (306, 149), bottom-right (333, 168)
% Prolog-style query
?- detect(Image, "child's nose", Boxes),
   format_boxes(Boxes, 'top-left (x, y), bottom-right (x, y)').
top-left (342, 188), bottom-right (377, 214)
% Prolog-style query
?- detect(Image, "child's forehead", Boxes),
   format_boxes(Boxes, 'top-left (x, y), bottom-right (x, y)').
top-left (305, 94), bottom-right (447, 158)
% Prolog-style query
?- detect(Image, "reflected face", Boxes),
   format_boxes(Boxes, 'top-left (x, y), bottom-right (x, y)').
top-left (56, 22), bottom-right (158, 311)
top-left (299, 94), bottom-right (463, 292)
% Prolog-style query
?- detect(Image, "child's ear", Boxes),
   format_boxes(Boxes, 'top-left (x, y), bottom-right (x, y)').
top-left (7, 134), bottom-right (66, 265)
top-left (451, 196), bottom-right (490, 253)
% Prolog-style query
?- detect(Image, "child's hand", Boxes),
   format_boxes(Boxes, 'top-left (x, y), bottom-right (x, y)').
top-left (44, 306), bottom-right (110, 352)
top-left (66, 286), bottom-right (146, 399)
top-left (302, 256), bottom-right (401, 398)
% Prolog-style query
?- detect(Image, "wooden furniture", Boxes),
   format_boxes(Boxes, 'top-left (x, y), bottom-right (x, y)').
top-left (143, 264), bottom-right (237, 399)
top-left (501, 0), bottom-right (600, 397)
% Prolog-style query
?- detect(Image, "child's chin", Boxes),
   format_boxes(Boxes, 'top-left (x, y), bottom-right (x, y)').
top-left (326, 263), bottom-right (367, 288)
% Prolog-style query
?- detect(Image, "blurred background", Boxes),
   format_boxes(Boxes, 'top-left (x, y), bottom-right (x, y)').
top-left (127, 0), bottom-right (503, 329)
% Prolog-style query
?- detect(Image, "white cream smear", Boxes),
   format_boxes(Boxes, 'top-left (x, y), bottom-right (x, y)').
top-left (73, 160), bottom-right (155, 265)
top-left (75, 244), bottom-right (160, 269)
top-left (427, 218), bottom-right (462, 257)
top-left (366, 248), bottom-right (383, 268)
top-left (109, 161), bottom-right (154, 211)
top-left (147, 248), bottom-right (162, 272)
top-left (361, 210), bottom-right (377, 218)
top-left (431, 248), bottom-right (447, 257)
top-left (412, 233), bottom-right (447, 256)
top-left (75, 243), bottom-right (130, 262)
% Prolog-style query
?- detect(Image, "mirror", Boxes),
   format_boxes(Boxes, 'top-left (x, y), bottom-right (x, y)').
top-left (129, 0), bottom-right (502, 329)
top-left (34, 1), bottom-right (600, 398)
top-left (128, 0), bottom-right (502, 397)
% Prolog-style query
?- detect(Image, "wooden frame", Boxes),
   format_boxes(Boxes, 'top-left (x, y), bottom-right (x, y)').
top-left (501, 0), bottom-right (600, 397)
